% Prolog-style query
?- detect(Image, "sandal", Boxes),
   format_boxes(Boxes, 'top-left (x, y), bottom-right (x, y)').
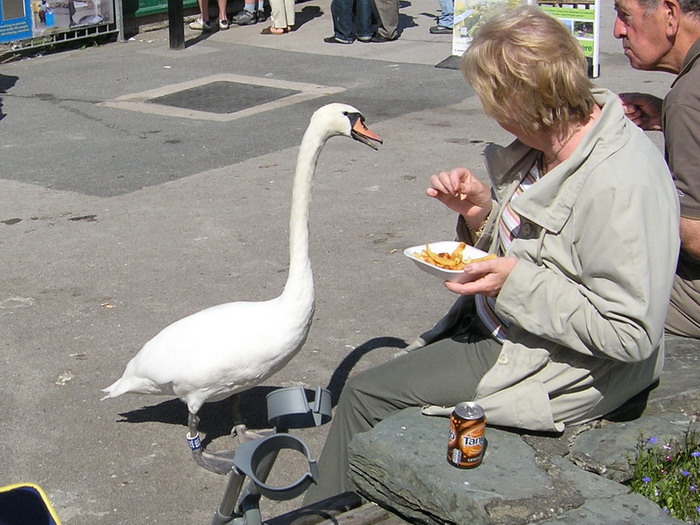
top-left (260, 26), bottom-right (288, 35)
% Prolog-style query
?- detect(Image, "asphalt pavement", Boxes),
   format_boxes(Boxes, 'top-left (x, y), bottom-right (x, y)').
top-left (0, 2), bottom-right (675, 523)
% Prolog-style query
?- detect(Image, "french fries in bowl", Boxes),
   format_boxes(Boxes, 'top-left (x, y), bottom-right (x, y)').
top-left (404, 241), bottom-right (495, 282)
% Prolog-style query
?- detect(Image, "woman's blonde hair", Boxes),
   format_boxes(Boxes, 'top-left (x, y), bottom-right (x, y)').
top-left (461, 5), bottom-right (595, 135)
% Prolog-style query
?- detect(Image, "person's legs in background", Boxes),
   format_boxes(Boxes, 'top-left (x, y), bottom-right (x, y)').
top-left (189, 0), bottom-right (213, 31)
top-left (232, 0), bottom-right (259, 25)
top-left (372, 0), bottom-right (399, 41)
top-left (264, 0), bottom-right (293, 33)
top-left (324, 0), bottom-right (356, 43)
top-left (355, 0), bottom-right (374, 42)
top-left (257, 0), bottom-right (267, 21)
top-left (282, 0), bottom-right (294, 28)
top-left (216, 0), bottom-right (229, 29)
top-left (430, 0), bottom-right (453, 33)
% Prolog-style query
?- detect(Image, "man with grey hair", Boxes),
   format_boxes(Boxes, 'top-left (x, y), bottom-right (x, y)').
top-left (615, 0), bottom-right (700, 338)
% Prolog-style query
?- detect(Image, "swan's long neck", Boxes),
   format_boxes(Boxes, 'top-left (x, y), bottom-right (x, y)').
top-left (281, 124), bottom-right (329, 305)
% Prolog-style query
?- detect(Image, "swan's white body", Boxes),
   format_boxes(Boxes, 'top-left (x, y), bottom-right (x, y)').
top-left (102, 295), bottom-right (313, 414)
top-left (102, 104), bottom-right (381, 444)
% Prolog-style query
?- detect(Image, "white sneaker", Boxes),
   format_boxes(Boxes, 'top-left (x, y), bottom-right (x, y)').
top-left (218, 19), bottom-right (230, 30)
top-left (189, 17), bottom-right (212, 31)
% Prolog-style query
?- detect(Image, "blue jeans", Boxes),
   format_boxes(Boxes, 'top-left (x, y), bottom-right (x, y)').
top-left (437, 0), bottom-right (453, 28)
top-left (331, 0), bottom-right (373, 42)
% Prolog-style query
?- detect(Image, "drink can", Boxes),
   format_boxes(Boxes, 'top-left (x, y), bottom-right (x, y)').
top-left (447, 401), bottom-right (486, 468)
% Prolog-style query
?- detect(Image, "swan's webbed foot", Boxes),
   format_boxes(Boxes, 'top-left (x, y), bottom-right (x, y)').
top-left (187, 410), bottom-right (236, 475)
top-left (231, 423), bottom-right (274, 445)
top-left (190, 446), bottom-right (235, 475)
top-left (230, 395), bottom-right (273, 444)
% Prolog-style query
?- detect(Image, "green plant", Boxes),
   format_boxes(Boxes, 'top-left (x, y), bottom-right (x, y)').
top-left (627, 427), bottom-right (700, 523)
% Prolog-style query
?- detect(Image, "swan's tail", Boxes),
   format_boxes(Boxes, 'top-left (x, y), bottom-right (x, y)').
top-left (101, 378), bottom-right (131, 400)
top-left (101, 376), bottom-right (160, 400)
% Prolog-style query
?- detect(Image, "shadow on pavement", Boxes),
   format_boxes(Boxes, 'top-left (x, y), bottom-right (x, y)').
top-left (325, 336), bottom-right (407, 406)
top-left (0, 73), bottom-right (18, 122)
top-left (293, 4), bottom-right (323, 31)
top-left (115, 387), bottom-right (276, 446)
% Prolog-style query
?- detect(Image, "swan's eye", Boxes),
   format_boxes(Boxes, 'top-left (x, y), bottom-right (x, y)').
top-left (346, 112), bottom-right (363, 126)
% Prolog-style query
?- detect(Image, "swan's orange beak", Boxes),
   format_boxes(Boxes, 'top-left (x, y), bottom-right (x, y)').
top-left (351, 118), bottom-right (383, 150)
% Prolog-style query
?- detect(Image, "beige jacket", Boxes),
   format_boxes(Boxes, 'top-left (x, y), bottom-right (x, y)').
top-left (416, 90), bottom-right (680, 432)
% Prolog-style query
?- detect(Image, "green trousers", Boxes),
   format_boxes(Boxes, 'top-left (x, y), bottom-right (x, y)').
top-left (303, 331), bottom-right (502, 505)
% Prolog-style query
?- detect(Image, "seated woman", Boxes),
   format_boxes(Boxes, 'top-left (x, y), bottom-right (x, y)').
top-left (303, 5), bottom-right (680, 505)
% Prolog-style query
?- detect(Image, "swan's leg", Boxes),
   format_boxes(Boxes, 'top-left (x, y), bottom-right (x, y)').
top-left (187, 411), bottom-right (235, 475)
top-left (230, 394), bottom-right (273, 444)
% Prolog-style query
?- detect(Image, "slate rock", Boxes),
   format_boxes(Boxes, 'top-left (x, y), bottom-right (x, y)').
top-left (537, 492), bottom-right (685, 524)
top-left (350, 408), bottom-right (582, 524)
top-left (568, 412), bottom-right (694, 482)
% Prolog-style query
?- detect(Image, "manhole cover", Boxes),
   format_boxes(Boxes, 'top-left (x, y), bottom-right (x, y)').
top-left (147, 81), bottom-right (301, 114)
top-left (101, 74), bottom-right (345, 121)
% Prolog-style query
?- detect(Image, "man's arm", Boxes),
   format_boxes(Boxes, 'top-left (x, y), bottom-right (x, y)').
top-left (619, 92), bottom-right (664, 131)
top-left (680, 217), bottom-right (700, 259)
top-left (665, 101), bottom-right (700, 259)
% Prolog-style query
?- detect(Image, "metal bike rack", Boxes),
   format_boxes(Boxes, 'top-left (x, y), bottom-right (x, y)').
top-left (210, 386), bottom-right (331, 525)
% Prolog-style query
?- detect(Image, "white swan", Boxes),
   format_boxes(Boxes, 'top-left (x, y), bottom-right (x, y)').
top-left (101, 104), bottom-right (382, 474)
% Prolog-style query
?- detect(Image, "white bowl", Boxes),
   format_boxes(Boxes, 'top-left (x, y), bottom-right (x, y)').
top-left (403, 241), bottom-right (491, 282)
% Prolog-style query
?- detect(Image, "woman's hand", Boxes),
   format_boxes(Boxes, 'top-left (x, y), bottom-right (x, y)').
top-left (427, 168), bottom-right (492, 229)
top-left (444, 256), bottom-right (519, 297)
